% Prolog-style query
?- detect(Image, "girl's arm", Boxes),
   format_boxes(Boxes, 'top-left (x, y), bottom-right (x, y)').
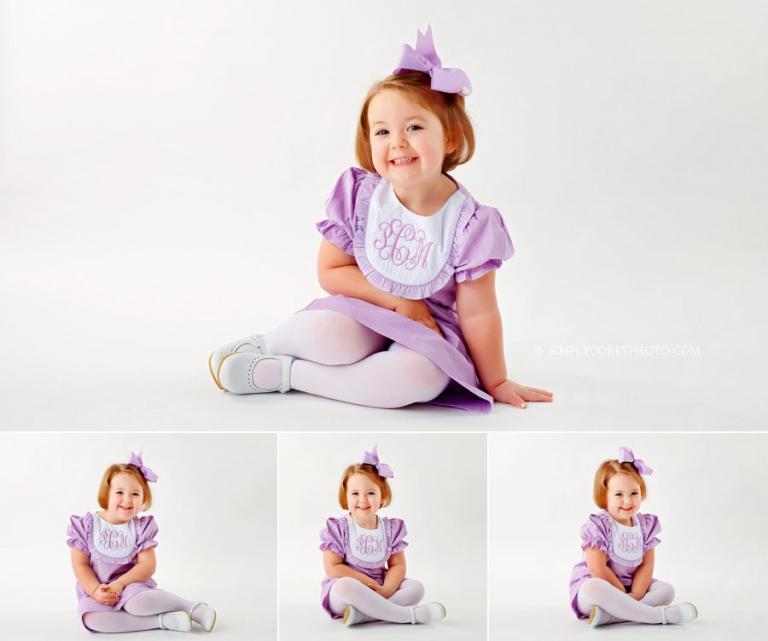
top-left (584, 548), bottom-right (627, 592)
top-left (628, 549), bottom-right (654, 600)
top-left (317, 240), bottom-right (440, 333)
top-left (105, 548), bottom-right (157, 597)
top-left (380, 551), bottom-right (406, 598)
top-left (323, 549), bottom-right (378, 586)
top-left (71, 548), bottom-right (104, 598)
top-left (456, 270), bottom-right (553, 407)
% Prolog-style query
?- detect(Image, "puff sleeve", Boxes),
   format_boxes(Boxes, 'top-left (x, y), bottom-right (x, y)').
top-left (580, 514), bottom-right (611, 553)
top-left (135, 515), bottom-right (159, 551)
top-left (316, 167), bottom-right (369, 255)
top-left (639, 514), bottom-right (661, 551)
top-left (386, 518), bottom-right (409, 554)
top-left (319, 517), bottom-right (346, 557)
top-left (66, 513), bottom-right (91, 554)
top-left (453, 205), bottom-right (514, 283)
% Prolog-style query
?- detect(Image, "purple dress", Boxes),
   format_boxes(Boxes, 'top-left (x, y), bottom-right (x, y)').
top-left (319, 515), bottom-right (409, 618)
top-left (309, 167), bottom-right (514, 413)
top-left (66, 512), bottom-right (159, 626)
top-left (568, 511), bottom-right (662, 618)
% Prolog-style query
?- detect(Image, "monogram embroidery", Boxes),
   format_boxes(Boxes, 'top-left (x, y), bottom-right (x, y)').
top-left (355, 534), bottom-right (385, 556)
top-left (616, 531), bottom-right (642, 555)
top-left (372, 218), bottom-right (434, 270)
top-left (99, 527), bottom-right (130, 552)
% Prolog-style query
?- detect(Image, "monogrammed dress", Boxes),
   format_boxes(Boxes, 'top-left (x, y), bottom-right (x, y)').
top-left (310, 167), bottom-right (515, 413)
top-left (319, 515), bottom-right (409, 618)
top-left (569, 512), bottom-right (662, 618)
top-left (66, 512), bottom-right (159, 625)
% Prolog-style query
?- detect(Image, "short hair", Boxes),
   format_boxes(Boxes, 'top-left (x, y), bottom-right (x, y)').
top-left (355, 70), bottom-right (475, 174)
top-left (97, 464), bottom-right (152, 511)
top-left (593, 459), bottom-right (647, 509)
top-left (338, 463), bottom-right (392, 510)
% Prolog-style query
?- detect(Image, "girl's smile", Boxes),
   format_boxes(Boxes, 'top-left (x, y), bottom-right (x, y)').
top-left (605, 473), bottom-right (642, 526)
top-left (102, 471), bottom-right (145, 525)
top-left (345, 472), bottom-right (382, 529)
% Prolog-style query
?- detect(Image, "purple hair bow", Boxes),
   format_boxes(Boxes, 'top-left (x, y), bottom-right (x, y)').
top-left (394, 25), bottom-right (472, 97)
top-left (618, 447), bottom-right (653, 476)
top-left (128, 451), bottom-right (158, 483)
top-left (362, 447), bottom-right (394, 478)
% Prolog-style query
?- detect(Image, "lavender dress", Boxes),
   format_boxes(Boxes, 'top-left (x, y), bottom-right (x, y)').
top-left (309, 167), bottom-right (514, 413)
top-left (66, 512), bottom-right (159, 626)
top-left (319, 514), bottom-right (409, 618)
top-left (568, 511), bottom-right (662, 618)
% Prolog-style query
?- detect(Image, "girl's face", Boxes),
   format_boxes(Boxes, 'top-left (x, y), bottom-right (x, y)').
top-left (346, 472), bottom-right (382, 525)
top-left (367, 89), bottom-right (454, 194)
top-left (105, 472), bottom-right (145, 524)
top-left (605, 473), bottom-right (642, 525)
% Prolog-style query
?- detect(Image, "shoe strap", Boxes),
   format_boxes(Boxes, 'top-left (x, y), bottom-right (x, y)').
top-left (410, 606), bottom-right (417, 624)
top-left (279, 356), bottom-right (294, 393)
top-left (661, 606), bottom-right (668, 625)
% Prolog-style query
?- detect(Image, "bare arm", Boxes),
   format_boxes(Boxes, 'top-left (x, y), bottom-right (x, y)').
top-left (456, 271), bottom-right (553, 406)
top-left (317, 240), bottom-right (440, 333)
top-left (323, 549), bottom-right (377, 586)
top-left (71, 548), bottom-right (102, 597)
top-left (381, 551), bottom-right (406, 598)
top-left (584, 547), bottom-right (627, 592)
top-left (106, 548), bottom-right (157, 596)
top-left (629, 548), bottom-right (654, 600)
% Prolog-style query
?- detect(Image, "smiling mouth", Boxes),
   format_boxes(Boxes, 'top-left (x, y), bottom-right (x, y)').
top-left (389, 156), bottom-right (417, 166)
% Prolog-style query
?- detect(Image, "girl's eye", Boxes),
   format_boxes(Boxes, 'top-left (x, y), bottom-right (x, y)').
top-left (374, 129), bottom-right (388, 136)
top-left (407, 124), bottom-right (422, 132)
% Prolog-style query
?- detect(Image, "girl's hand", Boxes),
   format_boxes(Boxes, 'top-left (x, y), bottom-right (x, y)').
top-left (92, 584), bottom-right (119, 606)
top-left (490, 379), bottom-right (553, 408)
top-left (393, 299), bottom-right (441, 335)
top-left (366, 580), bottom-right (387, 596)
top-left (106, 581), bottom-right (125, 599)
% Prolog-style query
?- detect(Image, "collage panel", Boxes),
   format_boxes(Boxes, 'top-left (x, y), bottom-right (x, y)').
top-left (0, 432), bottom-right (277, 640)
top-left (488, 432), bottom-right (766, 640)
top-left (278, 433), bottom-right (487, 640)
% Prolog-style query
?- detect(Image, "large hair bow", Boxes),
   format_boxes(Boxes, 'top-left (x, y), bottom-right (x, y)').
top-left (128, 451), bottom-right (159, 483)
top-left (362, 446), bottom-right (394, 478)
top-left (618, 447), bottom-right (653, 476)
top-left (394, 25), bottom-right (472, 96)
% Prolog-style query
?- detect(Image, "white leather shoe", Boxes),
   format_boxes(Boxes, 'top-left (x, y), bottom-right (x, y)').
top-left (410, 602), bottom-right (446, 624)
top-left (209, 335), bottom-right (265, 389)
top-left (662, 602), bottom-right (698, 624)
top-left (190, 602), bottom-right (217, 632)
top-left (343, 605), bottom-right (374, 626)
top-left (159, 611), bottom-right (191, 632)
top-left (218, 353), bottom-right (293, 394)
top-left (589, 605), bottom-right (617, 627)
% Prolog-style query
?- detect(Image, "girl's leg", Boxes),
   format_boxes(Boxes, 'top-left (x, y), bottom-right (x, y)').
top-left (576, 578), bottom-right (667, 624)
top-left (264, 310), bottom-right (388, 365)
top-left (640, 580), bottom-right (675, 607)
top-left (328, 577), bottom-right (433, 624)
top-left (340, 578), bottom-right (427, 624)
top-left (82, 610), bottom-right (189, 633)
top-left (290, 343), bottom-right (450, 408)
top-left (123, 589), bottom-right (215, 630)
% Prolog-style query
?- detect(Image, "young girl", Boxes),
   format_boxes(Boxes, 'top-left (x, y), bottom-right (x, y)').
top-left (66, 453), bottom-right (217, 633)
top-left (319, 447), bottom-right (445, 626)
top-left (569, 448), bottom-right (698, 627)
top-left (208, 26), bottom-right (552, 413)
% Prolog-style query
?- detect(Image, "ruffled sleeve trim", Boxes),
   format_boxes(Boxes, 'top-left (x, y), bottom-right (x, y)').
top-left (66, 512), bottom-right (92, 555)
top-left (639, 513), bottom-right (662, 550)
top-left (316, 167), bottom-right (372, 256)
top-left (385, 517), bottom-right (409, 555)
top-left (453, 204), bottom-right (515, 283)
top-left (136, 515), bottom-right (159, 552)
top-left (580, 513), bottom-right (611, 553)
top-left (319, 516), bottom-right (346, 558)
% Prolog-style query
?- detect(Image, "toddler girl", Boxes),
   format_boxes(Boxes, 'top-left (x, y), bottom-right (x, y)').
top-left (319, 447), bottom-right (445, 626)
top-left (569, 448), bottom-right (698, 627)
top-left (209, 26), bottom-right (552, 413)
top-left (66, 453), bottom-right (217, 633)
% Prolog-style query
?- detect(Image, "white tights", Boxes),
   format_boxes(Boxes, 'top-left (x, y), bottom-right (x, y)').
top-left (576, 578), bottom-right (676, 624)
top-left (328, 577), bottom-right (428, 624)
top-left (263, 310), bottom-right (450, 408)
top-left (83, 589), bottom-right (198, 633)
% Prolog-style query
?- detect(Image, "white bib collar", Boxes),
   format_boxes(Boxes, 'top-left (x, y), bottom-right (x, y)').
top-left (610, 514), bottom-right (644, 564)
top-left (346, 515), bottom-right (388, 565)
top-left (92, 512), bottom-right (137, 559)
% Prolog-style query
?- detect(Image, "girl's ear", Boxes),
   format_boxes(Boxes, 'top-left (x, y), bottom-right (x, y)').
top-left (444, 136), bottom-right (456, 154)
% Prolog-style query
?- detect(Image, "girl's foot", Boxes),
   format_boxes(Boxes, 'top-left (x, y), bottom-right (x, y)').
top-left (662, 602), bottom-right (698, 624)
top-left (411, 602), bottom-right (447, 624)
top-left (190, 602), bottom-right (217, 632)
top-left (158, 611), bottom-right (192, 632)
top-left (589, 605), bottom-right (619, 627)
top-left (218, 353), bottom-right (294, 394)
top-left (209, 334), bottom-right (265, 389)
top-left (343, 605), bottom-right (375, 626)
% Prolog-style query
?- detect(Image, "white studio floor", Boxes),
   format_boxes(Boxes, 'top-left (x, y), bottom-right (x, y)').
top-left (279, 602), bottom-right (485, 641)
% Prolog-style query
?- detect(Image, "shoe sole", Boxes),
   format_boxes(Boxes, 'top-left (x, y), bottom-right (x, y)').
top-left (206, 610), bottom-right (217, 632)
top-left (208, 352), bottom-right (225, 390)
top-left (588, 606), bottom-right (597, 626)
top-left (343, 606), bottom-right (351, 625)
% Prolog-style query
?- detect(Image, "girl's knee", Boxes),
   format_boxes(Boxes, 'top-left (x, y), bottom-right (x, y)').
top-left (579, 577), bottom-right (612, 600)
top-left (332, 576), bottom-right (363, 600)
top-left (389, 348), bottom-right (449, 404)
top-left (403, 578), bottom-right (425, 601)
top-left (654, 580), bottom-right (675, 604)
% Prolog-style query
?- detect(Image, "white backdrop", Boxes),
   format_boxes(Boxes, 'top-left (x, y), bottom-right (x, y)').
top-left (1, 0), bottom-right (766, 429)
top-left (0, 433), bottom-right (277, 640)
top-left (488, 433), bottom-right (768, 640)
top-left (278, 433), bottom-right (487, 640)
